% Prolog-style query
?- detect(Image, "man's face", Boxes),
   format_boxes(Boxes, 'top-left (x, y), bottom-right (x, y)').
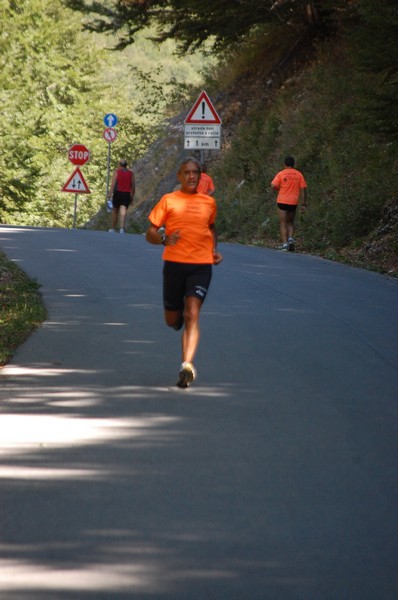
top-left (178, 161), bottom-right (200, 194)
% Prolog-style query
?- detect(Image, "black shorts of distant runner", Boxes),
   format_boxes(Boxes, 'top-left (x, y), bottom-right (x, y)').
top-left (112, 191), bottom-right (132, 208)
top-left (277, 203), bottom-right (297, 213)
top-left (163, 261), bottom-right (212, 312)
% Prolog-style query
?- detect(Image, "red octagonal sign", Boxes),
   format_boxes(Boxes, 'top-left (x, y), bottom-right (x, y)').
top-left (68, 144), bottom-right (90, 166)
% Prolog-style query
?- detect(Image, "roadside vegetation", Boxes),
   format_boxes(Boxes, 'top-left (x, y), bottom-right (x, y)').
top-left (0, 251), bottom-right (47, 367)
top-left (0, 0), bottom-right (212, 229)
top-left (129, 0), bottom-right (397, 275)
top-left (209, 19), bottom-right (398, 274)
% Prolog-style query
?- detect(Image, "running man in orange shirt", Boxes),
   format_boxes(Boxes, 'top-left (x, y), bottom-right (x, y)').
top-left (271, 156), bottom-right (307, 251)
top-left (146, 157), bottom-right (223, 388)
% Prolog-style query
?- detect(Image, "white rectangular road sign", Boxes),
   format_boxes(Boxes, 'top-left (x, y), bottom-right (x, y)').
top-left (184, 124), bottom-right (221, 137)
top-left (184, 137), bottom-right (221, 150)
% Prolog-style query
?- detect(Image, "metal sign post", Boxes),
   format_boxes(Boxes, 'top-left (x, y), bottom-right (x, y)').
top-left (103, 115), bottom-right (118, 202)
top-left (61, 165), bottom-right (91, 229)
top-left (73, 193), bottom-right (78, 229)
top-left (61, 164), bottom-right (91, 228)
top-left (103, 128), bottom-right (118, 200)
top-left (105, 139), bottom-right (111, 202)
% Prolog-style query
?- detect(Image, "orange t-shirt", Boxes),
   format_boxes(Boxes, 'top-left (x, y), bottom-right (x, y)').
top-left (271, 168), bottom-right (307, 205)
top-left (197, 172), bottom-right (215, 195)
top-left (148, 190), bottom-right (217, 264)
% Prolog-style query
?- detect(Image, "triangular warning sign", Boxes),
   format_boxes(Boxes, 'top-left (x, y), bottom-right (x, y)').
top-left (62, 167), bottom-right (91, 194)
top-left (185, 91), bottom-right (221, 124)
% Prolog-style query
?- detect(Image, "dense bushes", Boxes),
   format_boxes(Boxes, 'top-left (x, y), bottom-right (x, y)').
top-left (211, 17), bottom-right (397, 266)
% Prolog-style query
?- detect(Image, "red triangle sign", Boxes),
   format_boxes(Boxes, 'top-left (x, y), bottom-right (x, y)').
top-left (185, 91), bottom-right (221, 124)
top-left (62, 167), bottom-right (91, 194)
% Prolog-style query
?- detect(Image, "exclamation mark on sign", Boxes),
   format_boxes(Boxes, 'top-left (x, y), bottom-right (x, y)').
top-left (201, 101), bottom-right (206, 119)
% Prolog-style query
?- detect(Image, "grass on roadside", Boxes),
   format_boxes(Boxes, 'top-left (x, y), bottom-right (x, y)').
top-left (0, 250), bottom-right (47, 367)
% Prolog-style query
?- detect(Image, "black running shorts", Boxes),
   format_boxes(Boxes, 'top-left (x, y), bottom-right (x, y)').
top-left (112, 191), bottom-right (132, 208)
top-left (162, 261), bottom-right (212, 311)
top-left (277, 202), bottom-right (297, 213)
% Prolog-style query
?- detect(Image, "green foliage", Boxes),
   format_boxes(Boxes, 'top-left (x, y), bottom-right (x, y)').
top-left (352, 0), bottom-right (398, 135)
top-left (211, 23), bottom-right (398, 258)
top-left (65, 0), bottom-right (329, 53)
top-left (0, 0), bottom-right (211, 229)
top-left (0, 0), bottom-right (112, 227)
top-left (0, 250), bottom-right (47, 366)
top-left (120, 32), bottom-right (214, 118)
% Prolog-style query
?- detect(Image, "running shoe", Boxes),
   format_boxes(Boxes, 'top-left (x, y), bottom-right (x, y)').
top-left (176, 362), bottom-right (197, 388)
top-left (120, 229), bottom-right (125, 234)
top-left (288, 238), bottom-right (295, 252)
top-left (280, 243), bottom-right (289, 252)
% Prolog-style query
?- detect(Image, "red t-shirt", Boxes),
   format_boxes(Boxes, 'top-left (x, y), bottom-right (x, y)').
top-left (115, 169), bottom-right (133, 192)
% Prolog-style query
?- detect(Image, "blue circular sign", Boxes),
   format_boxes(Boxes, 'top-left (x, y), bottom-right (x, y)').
top-left (103, 113), bottom-right (118, 127)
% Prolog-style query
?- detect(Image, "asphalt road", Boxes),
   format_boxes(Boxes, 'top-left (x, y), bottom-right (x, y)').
top-left (1, 225), bottom-right (397, 600)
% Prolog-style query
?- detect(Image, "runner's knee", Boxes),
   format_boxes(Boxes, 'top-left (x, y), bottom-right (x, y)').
top-left (184, 298), bottom-right (201, 324)
top-left (164, 310), bottom-right (182, 328)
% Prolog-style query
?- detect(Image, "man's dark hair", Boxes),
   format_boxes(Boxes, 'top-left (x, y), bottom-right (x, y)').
top-left (119, 159), bottom-right (128, 168)
top-left (284, 156), bottom-right (295, 167)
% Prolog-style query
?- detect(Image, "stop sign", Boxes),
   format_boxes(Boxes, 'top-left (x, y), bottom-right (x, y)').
top-left (68, 144), bottom-right (90, 166)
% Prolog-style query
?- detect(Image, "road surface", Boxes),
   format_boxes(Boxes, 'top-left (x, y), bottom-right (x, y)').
top-left (1, 226), bottom-right (397, 599)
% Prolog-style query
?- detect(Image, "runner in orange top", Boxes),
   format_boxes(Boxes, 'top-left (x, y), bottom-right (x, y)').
top-left (146, 157), bottom-right (223, 388)
top-left (148, 189), bottom-right (216, 264)
top-left (271, 156), bottom-right (307, 251)
top-left (196, 163), bottom-right (215, 195)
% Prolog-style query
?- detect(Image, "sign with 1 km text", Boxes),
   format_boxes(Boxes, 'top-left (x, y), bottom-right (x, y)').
top-left (184, 91), bottom-right (221, 150)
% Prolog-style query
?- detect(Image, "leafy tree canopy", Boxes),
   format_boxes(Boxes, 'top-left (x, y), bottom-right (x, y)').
top-left (353, 0), bottom-right (398, 134)
top-left (64, 0), bottom-right (330, 53)
top-left (0, 0), bottom-right (107, 226)
top-left (0, 0), bottom-right (209, 228)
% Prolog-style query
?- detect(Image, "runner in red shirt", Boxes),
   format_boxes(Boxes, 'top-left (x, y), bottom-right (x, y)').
top-left (271, 156), bottom-right (307, 251)
top-left (108, 159), bottom-right (135, 234)
top-left (146, 157), bottom-right (223, 388)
